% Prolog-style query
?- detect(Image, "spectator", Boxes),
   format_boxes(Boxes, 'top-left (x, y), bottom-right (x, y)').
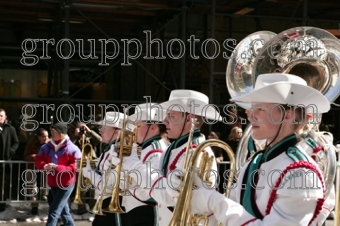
top-left (35, 123), bottom-right (81, 226)
top-left (23, 128), bottom-right (50, 215)
top-left (226, 126), bottom-right (243, 153)
top-left (207, 131), bottom-right (221, 140)
top-left (226, 106), bottom-right (246, 134)
top-left (207, 131), bottom-right (225, 163)
top-left (72, 122), bottom-right (101, 159)
top-left (0, 108), bottom-right (19, 211)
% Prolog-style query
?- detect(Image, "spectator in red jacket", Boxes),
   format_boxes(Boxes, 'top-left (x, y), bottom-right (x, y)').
top-left (35, 123), bottom-right (81, 226)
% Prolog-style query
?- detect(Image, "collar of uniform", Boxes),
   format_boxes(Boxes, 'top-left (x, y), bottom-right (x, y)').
top-left (161, 129), bottom-right (201, 176)
top-left (103, 139), bottom-right (118, 152)
top-left (263, 134), bottom-right (298, 162)
top-left (139, 135), bottom-right (162, 149)
top-left (169, 129), bottom-right (201, 150)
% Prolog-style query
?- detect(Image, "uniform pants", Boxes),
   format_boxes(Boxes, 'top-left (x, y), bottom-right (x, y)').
top-left (125, 205), bottom-right (156, 226)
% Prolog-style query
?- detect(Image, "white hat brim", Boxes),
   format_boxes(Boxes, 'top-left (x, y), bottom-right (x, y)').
top-left (159, 98), bottom-right (222, 122)
top-left (128, 109), bottom-right (166, 123)
top-left (230, 83), bottom-right (330, 113)
top-left (92, 119), bottom-right (135, 132)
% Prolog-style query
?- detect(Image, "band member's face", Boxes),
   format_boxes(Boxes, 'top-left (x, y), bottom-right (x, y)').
top-left (99, 126), bottom-right (116, 143)
top-left (246, 102), bottom-right (282, 142)
top-left (163, 110), bottom-right (187, 139)
top-left (38, 131), bottom-right (49, 144)
top-left (136, 121), bottom-right (151, 144)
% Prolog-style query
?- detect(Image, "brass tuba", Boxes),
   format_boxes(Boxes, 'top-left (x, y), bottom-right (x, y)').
top-left (169, 120), bottom-right (236, 226)
top-left (226, 30), bottom-right (277, 110)
top-left (226, 27), bottom-right (340, 206)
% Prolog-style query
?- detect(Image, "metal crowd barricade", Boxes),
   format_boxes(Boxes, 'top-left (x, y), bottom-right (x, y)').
top-left (0, 160), bottom-right (99, 204)
top-left (0, 160), bottom-right (41, 203)
top-left (1, 159), bottom-right (231, 204)
top-left (216, 161), bottom-right (233, 194)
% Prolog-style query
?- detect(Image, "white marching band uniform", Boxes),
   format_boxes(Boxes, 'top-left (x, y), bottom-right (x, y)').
top-left (82, 112), bottom-right (134, 226)
top-left (188, 132), bottom-right (335, 226)
top-left (84, 135), bottom-right (168, 225)
top-left (82, 112), bottom-right (134, 200)
top-left (185, 74), bottom-right (335, 226)
top-left (86, 81), bottom-right (336, 225)
top-left (126, 130), bottom-right (218, 226)
top-left (124, 136), bottom-right (168, 215)
top-left (120, 103), bottom-right (169, 225)
top-left (115, 90), bottom-right (222, 226)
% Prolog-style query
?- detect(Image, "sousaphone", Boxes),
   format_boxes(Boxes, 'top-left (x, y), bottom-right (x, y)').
top-left (226, 26), bottom-right (340, 199)
top-left (226, 30), bottom-right (276, 169)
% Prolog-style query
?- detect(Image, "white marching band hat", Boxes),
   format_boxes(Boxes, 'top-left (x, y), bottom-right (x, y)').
top-left (128, 103), bottom-right (165, 123)
top-left (159, 89), bottom-right (222, 121)
top-left (93, 112), bottom-right (135, 132)
top-left (230, 73), bottom-right (330, 113)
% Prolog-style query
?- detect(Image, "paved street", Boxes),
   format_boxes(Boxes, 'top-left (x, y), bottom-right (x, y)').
top-left (0, 202), bottom-right (335, 225)
top-left (0, 220), bottom-right (334, 226)
top-left (0, 221), bottom-right (92, 226)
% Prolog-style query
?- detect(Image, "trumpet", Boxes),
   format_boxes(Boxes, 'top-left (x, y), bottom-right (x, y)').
top-left (89, 120), bottom-right (141, 215)
top-left (72, 134), bottom-right (96, 206)
top-left (169, 120), bottom-right (236, 226)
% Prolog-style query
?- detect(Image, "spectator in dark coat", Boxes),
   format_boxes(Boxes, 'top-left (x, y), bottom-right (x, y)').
top-left (0, 108), bottom-right (19, 211)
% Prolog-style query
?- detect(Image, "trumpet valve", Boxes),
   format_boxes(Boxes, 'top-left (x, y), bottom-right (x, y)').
top-left (197, 152), bottom-right (214, 185)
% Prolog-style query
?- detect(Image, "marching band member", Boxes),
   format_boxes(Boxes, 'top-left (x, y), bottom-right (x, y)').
top-left (82, 112), bottom-right (134, 226)
top-left (170, 73), bottom-right (335, 226)
top-left (120, 103), bottom-right (169, 225)
top-left (111, 90), bottom-right (221, 226)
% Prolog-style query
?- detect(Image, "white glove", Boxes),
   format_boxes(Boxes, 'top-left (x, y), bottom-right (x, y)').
top-left (101, 145), bottom-right (118, 172)
top-left (170, 167), bottom-right (206, 189)
top-left (100, 169), bottom-right (119, 194)
top-left (81, 159), bottom-right (102, 192)
top-left (102, 168), bottom-right (137, 195)
top-left (82, 159), bottom-right (93, 179)
top-left (190, 186), bottom-right (216, 215)
top-left (118, 171), bottom-right (134, 192)
top-left (165, 169), bottom-right (183, 199)
top-left (111, 143), bottom-right (141, 172)
top-left (165, 167), bottom-right (211, 200)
